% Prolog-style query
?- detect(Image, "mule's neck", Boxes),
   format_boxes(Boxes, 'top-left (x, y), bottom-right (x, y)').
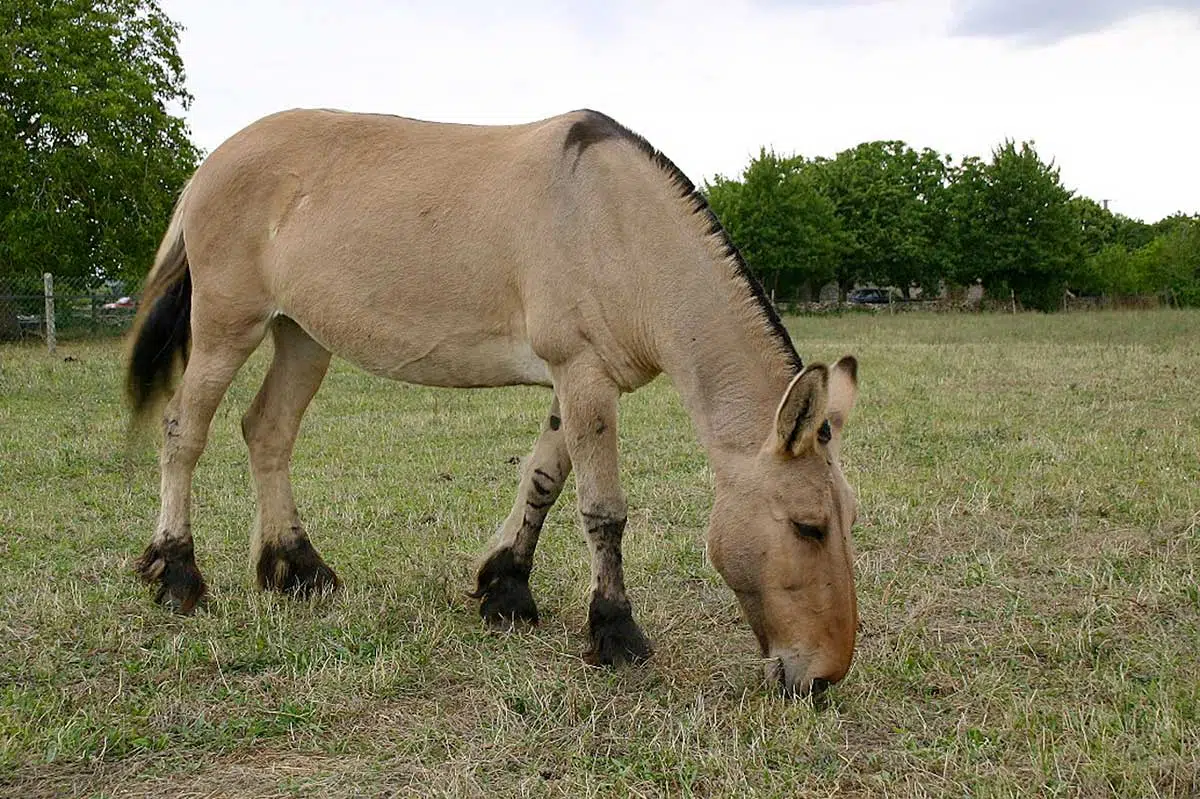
top-left (654, 257), bottom-right (801, 463)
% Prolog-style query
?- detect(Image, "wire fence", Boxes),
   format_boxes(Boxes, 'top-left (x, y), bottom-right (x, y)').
top-left (0, 272), bottom-right (1169, 353)
top-left (0, 274), bottom-right (138, 348)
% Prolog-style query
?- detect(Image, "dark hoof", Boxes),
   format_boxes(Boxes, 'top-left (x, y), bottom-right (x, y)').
top-left (257, 538), bottom-right (340, 598)
top-left (133, 539), bottom-right (206, 615)
top-left (470, 549), bottom-right (538, 627)
top-left (480, 575), bottom-right (539, 627)
top-left (584, 596), bottom-right (652, 666)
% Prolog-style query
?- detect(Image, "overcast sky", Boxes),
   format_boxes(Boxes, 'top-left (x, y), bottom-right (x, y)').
top-left (160, 0), bottom-right (1200, 222)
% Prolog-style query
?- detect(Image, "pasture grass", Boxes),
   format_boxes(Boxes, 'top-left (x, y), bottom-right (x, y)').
top-left (1, 309), bottom-right (1197, 797)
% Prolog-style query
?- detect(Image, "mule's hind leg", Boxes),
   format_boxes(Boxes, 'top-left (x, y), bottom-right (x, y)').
top-left (554, 359), bottom-right (652, 666)
top-left (134, 334), bottom-right (263, 613)
top-left (241, 317), bottom-right (338, 597)
top-left (472, 396), bottom-right (571, 626)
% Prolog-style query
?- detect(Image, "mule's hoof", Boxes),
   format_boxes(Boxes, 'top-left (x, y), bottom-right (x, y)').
top-left (471, 548), bottom-right (538, 627)
top-left (479, 574), bottom-right (539, 627)
top-left (584, 596), bottom-right (653, 666)
top-left (133, 540), bottom-right (206, 615)
top-left (257, 538), bottom-right (340, 599)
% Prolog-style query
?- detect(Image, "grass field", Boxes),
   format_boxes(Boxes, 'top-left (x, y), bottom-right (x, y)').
top-left (1, 309), bottom-right (1198, 798)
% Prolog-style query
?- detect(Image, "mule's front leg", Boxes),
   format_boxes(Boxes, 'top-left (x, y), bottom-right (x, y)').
top-left (472, 396), bottom-right (571, 626)
top-left (556, 363), bottom-right (652, 666)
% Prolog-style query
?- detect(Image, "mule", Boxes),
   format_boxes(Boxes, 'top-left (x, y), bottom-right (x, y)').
top-left (125, 108), bottom-right (861, 696)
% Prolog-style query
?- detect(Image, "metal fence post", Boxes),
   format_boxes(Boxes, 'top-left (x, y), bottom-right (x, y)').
top-left (43, 272), bottom-right (56, 354)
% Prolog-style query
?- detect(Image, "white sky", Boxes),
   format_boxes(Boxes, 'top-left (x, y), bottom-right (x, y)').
top-left (161, 0), bottom-right (1200, 222)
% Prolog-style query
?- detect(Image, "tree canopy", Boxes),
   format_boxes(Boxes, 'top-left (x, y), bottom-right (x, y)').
top-left (705, 137), bottom-right (1198, 310)
top-left (0, 0), bottom-right (199, 291)
top-left (706, 149), bottom-right (843, 301)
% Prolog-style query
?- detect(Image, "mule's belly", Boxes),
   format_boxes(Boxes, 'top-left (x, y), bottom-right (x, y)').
top-left (356, 335), bottom-right (554, 388)
top-left (289, 311), bottom-right (554, 388)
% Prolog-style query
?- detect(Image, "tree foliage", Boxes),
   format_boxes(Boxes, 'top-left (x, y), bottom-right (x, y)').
top-left (816, 141), bottom-right (952, 298)
top-left (953, 140), bottom-right (1082, 311)
top-left (705, 150), bottom-right (843, 301)
top-left (0, 0), bottom-right (199, 289)
top-left (707, 135), bottom-right (1198, 309)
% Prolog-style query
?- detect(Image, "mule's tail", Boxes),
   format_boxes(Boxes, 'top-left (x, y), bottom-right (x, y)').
top-left (126, 179), bottom-right (195, 429)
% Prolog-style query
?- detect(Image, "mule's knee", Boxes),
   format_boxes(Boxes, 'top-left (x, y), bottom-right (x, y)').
top-left (239, 410), bottom-right (255, 446)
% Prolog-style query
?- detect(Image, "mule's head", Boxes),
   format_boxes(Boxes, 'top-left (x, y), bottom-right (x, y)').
top-left (707, 356), bottom-right (860, 698)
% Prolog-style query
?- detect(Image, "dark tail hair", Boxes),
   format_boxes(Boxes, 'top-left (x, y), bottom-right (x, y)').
top-left (126, 180), bottom-right (194, 428)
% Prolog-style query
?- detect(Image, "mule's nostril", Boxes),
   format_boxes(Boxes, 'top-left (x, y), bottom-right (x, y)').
top-left (809, 677), bottom-right (832, 697)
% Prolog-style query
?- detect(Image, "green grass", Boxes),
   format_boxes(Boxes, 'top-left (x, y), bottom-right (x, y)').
top-left (1, 309), bottom-right (1197, 797)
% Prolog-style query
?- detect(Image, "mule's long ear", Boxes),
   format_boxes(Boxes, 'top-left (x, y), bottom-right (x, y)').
top-left (824, 356), bottom-right (858, 460)
top-left (773, 364), bottom-right (829, 457)
top-left (827, 356), bottom-right (858, 435)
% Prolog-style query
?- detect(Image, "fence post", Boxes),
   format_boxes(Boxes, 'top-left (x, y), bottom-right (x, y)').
top-left (43, 272), bottom-right (56, 354)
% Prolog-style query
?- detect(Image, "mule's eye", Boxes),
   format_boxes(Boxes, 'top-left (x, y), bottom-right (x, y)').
top-left (817, 419), bottom-right (832, 444)
top-left (792, 521), bottom-right (826, 541)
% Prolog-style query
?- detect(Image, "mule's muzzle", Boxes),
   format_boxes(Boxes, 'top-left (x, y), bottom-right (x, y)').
top-left (768, 654), bottom-right (840, 703)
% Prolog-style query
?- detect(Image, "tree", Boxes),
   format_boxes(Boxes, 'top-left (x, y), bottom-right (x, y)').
top-left (705, 149), bottom-right (844, 302)
top-left (944, 155), bottom-right (989, 286)
top-left (946, 141), bottom-right (1082, 311)
top-left (1069, 197), bottom-right (1118, 257)
top-left (813, 141), bottom-right (952, 299)
top-left (0, 0), bottom-right (199, 291)
top-left (1143, 217), bottom-right (1200, 305)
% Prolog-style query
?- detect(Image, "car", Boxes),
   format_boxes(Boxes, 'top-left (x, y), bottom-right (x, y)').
top-left (847, 287), bottom-right (893, 305)
top-left (102, 296), bottom-right (137, 310)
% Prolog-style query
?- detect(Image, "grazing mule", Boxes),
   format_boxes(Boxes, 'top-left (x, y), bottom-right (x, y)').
top-left (126, 108), bottom-right (861, 696)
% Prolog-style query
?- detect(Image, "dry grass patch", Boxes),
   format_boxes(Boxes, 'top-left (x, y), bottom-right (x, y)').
top-left (2, 309), bottom-right (1198, 797)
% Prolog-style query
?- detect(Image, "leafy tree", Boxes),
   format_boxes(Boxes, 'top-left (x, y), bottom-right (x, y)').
top-left (705, 149), bottom-right (844, 301)
top-left (1142, 218), bottom-right (1200, 305)
top-left (1069, 197), bottom-right (1118, 257)
top-left (0, 0), bottom-right (199, 291)
top-left (814, 141), bottom-right (952, 298)
top-left (1083, 243), bottom-right (1145, 296)
top-left (1076, 215), bottom-right (1200, 304)
top-left (943, 155), bottom-right (989, 288)
top-left (1113, 214), bottom-right (1155, 252)
top-left (947, 141), bottom-right (1082, 311)
top-left (706, 133), bottom-right (1194, 311)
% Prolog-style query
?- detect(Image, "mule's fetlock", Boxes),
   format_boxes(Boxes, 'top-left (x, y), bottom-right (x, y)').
top-left (584, 594), bottom-right (652, 666)
top-left (133, 539), bottom-right (206, 615)
top-left (256, 538), bottom-right (340, 598)
top-left (471, 548), bottom-right (539, 626)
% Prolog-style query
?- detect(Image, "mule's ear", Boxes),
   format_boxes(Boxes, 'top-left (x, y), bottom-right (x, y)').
top-left (773, 364), bottom-right (829, 457)
top-left (826, 356), bottom-right (858, 436)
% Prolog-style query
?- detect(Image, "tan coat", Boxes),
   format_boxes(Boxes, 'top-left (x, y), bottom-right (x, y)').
top-left (127, 108), bottom-right (860, 696)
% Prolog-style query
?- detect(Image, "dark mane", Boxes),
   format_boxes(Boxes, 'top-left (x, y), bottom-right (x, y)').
top-left (563, 109), bottom-right (804, 375)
